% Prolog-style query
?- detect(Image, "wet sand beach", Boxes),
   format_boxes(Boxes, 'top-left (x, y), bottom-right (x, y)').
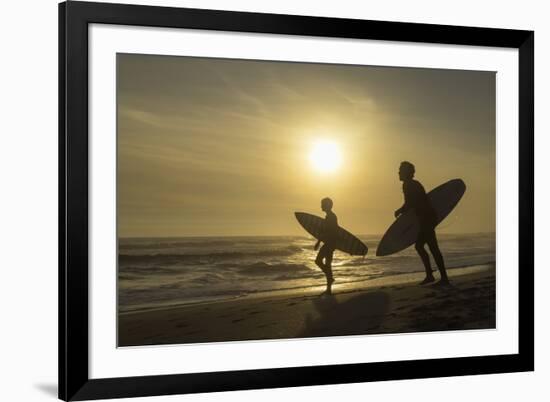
top-left (118, 263), bottom-right (495, 347)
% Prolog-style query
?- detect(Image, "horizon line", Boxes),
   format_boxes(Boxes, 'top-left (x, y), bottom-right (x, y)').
top-left (118, 231), bottom-right (497, 240)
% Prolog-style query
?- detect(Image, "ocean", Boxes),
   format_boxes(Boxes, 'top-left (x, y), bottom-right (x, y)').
top-left (118, 233), bottom-right (495, 313)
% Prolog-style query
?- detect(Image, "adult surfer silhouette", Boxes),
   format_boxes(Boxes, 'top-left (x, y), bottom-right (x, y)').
top-left (394, 162), bottom-right (450, 286)
top-left (314, 197), bottom-right (338, 295)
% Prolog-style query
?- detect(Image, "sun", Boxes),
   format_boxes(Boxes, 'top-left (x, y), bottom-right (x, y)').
top-left (309, 140), bottom-right (342, 173)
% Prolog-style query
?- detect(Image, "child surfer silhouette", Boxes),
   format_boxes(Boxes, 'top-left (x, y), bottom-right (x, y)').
top-left (314, 197), bottom-right (338, 295)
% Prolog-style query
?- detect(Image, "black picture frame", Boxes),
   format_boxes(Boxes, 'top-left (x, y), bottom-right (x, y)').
top-left (59, 1), bottom-right (534, 400)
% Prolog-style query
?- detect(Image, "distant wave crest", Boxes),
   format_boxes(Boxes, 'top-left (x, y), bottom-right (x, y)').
top-left (119, 245), bottom-right (303, 264)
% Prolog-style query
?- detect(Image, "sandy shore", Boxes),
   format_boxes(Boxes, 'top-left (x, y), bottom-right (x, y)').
top-left (118, 264), bottom-right (495, 347)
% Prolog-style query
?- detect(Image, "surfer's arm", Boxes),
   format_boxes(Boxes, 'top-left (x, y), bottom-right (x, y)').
top-left (395, 203), bottom-right (409, 217)
top-left (395, 184), bottom-right (414, 217)
top-left (323, 213), bottom-right (338, 246)
top-left (314, 239), bottom-right (321, 251)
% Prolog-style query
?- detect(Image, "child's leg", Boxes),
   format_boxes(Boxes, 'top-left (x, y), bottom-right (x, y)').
top-left (322, 248), bottom-right (335, 294)
top-left (315, 246), bottom-right (327, 274)
top-left (324, 248), bottom-right (334, 281)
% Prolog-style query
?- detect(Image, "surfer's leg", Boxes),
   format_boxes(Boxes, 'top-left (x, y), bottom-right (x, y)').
top-left (315, 245), bottom-right (330, 277)
top-left (315, 246), bottom-right (326, 271)
top-left (323, 248), bottom-right (335, 294)
top-left (426, 231), bottom-right (449, 283)
top-left (325, 249), bottom-right (334, 281)
top-left (415, 231), bottom-right (435, 284)
top-left (316, 245), bottom-right (332, 295)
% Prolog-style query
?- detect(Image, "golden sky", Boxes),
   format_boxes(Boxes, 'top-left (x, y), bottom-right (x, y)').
top-left (117, 54), bottom-right (495, 237)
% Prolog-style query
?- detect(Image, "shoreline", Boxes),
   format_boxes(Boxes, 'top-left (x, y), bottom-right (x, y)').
top-left (120, 263), bottom-right (494, 315)
top-left (118, 263), bottom-right (496, 347)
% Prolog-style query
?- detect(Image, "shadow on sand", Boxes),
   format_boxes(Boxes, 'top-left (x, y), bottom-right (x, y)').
top-left (299, 291), bottom-right (390, 338)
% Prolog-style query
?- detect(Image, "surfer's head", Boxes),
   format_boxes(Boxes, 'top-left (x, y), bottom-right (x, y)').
top-left (399, 161), bottom-right (415, 181)
top-left (321, 197), bottom-right (333, 212)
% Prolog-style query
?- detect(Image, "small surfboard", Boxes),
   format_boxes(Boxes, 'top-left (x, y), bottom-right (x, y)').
top-left (376, 179), bottom-right (466, 256)
top-left (295, 212), bottom-right (368, 256)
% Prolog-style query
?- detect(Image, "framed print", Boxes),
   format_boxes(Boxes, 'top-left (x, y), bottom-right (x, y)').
top-left (59, 1), bottom-right (534, 400)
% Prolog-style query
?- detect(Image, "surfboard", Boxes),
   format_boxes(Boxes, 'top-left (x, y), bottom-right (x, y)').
top-left (295, 212), bottom-right (368, 256)
top-left (376, 179), bottom-right (466, 257)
